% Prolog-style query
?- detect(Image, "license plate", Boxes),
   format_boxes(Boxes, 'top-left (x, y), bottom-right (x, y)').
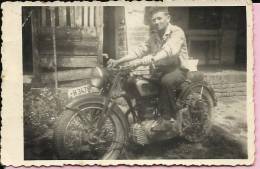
top-left (68, 85), bottom-right (92, 98)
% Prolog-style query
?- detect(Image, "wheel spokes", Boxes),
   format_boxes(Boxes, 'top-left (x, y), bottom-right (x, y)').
top-left (64, 107), bottom-right (116, 159)
top-left (181, 89), bottom-right (211, 141)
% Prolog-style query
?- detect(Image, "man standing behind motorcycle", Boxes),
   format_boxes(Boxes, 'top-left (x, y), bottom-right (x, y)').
top-left (108, 7), bottom-right (191, 132)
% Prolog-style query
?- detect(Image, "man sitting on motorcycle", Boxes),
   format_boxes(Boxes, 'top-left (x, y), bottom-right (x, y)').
top-left (108, 7), bottom-right (191, 132)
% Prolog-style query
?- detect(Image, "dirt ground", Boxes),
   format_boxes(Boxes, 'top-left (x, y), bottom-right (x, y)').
top-left (127, 96), bottom-right (248, 159)
top-left (24, 93), bottom-right (248, 160)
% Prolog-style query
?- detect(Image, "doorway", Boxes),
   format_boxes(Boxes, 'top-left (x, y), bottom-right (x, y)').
top-left (103, 7), bottom-right (116, 59)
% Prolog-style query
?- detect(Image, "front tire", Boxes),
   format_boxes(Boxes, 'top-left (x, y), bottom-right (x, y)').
top-left (54, 103), bottom-right (126, 160)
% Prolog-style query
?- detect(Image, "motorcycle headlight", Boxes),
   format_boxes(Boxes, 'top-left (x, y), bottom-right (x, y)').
top-left (90, 77), bottom-right (103, 88)
top-left (90, 67), bottom-right (105, 89)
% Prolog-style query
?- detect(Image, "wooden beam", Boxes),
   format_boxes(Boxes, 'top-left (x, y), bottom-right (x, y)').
top-left (96, 6), bottom-right (104, 65)
top-left (89, 6), bottom-right (95, 27)
top-left (38, 40), bottom-right (99, 56)
top-left (84, 6), bottom-right (89, 27)
top-left (39, 39), bottom-right (98, 46)
top-left (41, 7), bottom-right (46, 26)
top-left (50, 7), bottom-right (58, 89)
top-left (41, 68), bottom-right (99, 82)
top-left (59, 7), bottom-right (66, 27)
top-left (95, 6), bottom-right (100, 27)
top-left (38, 27), bottom-right (98, 40)
top-left (31, 9), bottom-right (41, 86)
top-left (45, 8), bottom-right (51, 26)
top-left (40, 55), bottom-right (98, 68)
top-left (70, 6), bottom-right (75, 27)
top-left (75, 6), bottom-right (82, 27)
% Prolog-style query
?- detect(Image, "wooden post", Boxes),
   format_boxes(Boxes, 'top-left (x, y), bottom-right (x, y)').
top-left (41, 7), bottom-right (46, 26)
top-left (96, 6), bottom-right (103, 66)
top-left (114, 7), bottom-right (128, 59)
top-left (59, 7), bottom-right (66, 27)
top-left (70, 7), bottom-right (75, 27)
top-left (75, 6), bottom-right (82, 27)
top-left (31, 8), bottom-right (41, 86)
top-left (84, 6), bottom-right (89, 27)
top-left (89, 6), bottom-right (95, 27)
top-left (50, 7), bottom-right (58, 89)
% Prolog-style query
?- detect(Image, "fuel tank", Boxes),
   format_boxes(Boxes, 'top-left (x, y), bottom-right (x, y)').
top-left (135, 79), bottom-right (159, 97)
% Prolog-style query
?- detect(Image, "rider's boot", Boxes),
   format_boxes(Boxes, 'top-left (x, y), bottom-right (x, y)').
top-left (151, 114), bottom-right (176, 132)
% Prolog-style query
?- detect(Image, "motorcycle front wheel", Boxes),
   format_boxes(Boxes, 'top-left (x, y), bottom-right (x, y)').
top-left (54, 103), bottom-right (126, 160)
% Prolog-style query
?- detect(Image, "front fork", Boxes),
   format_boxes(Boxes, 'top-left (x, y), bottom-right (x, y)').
top-left (96, 97), bottom-right (114, 129)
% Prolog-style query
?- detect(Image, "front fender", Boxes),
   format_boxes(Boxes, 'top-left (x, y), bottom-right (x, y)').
top-left (66, 94), bottom-right (129, 137)
top-left (66, 94), bottom-right (105, 110)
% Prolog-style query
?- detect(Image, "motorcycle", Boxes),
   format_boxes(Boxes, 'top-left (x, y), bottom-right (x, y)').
top-left (54, 60), bottom-right (217, 160)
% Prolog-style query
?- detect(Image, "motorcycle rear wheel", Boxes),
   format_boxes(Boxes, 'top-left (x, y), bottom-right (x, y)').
top-left (178, 85), bottom-right (214, 143)
top-left (54, 103), bottom-right (126, 160)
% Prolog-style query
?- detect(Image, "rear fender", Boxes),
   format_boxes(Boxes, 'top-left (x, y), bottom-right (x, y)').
top-left (66, 94), bottom-right (129, 138)
top-left (178, 81), bottom-right (217, 106)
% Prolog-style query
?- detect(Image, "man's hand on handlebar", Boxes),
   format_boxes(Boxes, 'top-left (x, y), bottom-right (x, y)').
top-left (121, 59), bottom-right (142, 69)
top-left (107, 59), bottom-right (120, 68)
top-left (107, 55), bottom-right (155, 70)
top-left (141, 55), bottom-right (153, 65)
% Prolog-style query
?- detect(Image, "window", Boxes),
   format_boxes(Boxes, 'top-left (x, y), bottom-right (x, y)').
top-left (189, 7), bottom-right (222, 30)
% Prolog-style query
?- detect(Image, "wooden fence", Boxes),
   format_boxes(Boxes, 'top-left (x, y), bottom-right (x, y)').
top-left (32, 6), bottom-right (103, 87)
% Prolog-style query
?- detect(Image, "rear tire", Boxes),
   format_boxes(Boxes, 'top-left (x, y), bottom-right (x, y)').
top-left (178, 85), bottom-right (214, 142)
top-left (54, 103), bottom-right (126, 160)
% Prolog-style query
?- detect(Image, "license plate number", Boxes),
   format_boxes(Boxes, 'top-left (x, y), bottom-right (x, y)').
top-left (68, 85), bottom-right (92, 98)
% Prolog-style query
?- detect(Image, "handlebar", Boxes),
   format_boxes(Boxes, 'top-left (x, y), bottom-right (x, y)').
top-left (151, 58), bottom-right (156, 70)
top-left (106, 65), bottom-right (132, 73)
top-left (106, 58), bottom-right (158, 77)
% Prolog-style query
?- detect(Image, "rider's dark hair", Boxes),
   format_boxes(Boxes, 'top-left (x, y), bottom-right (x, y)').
top-left (150, 7), bottom-right (169, 16)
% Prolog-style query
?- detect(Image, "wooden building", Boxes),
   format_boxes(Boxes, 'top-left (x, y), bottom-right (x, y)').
top-left (24, 6), bottom-right (103, 88)
top-left (23, 6), bottom-right (126, 88)
top-left (23, 6), bottom-right (246, 88)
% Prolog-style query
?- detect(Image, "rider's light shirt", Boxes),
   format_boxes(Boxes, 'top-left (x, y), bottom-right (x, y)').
top-left (131, 24), bottom-right (190, 71)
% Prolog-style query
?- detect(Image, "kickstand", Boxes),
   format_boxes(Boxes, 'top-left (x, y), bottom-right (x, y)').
top-left (120, 146), bottom-right (137, 159)
top-left (119, 147), bottom-right (129, 159)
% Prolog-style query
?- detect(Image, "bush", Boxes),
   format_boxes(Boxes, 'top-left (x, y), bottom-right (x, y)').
top-left (23, 85), bottom-right (66, 159)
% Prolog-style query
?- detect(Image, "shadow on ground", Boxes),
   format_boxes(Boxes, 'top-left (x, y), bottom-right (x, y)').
top-left (126, 125), bottom-right (247, 159)
top-left (24, 124), bottom-right (247, 160)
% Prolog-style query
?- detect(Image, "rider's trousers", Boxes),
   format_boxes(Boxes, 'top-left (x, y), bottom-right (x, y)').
top-left (159, 67), bottom-right (187, 120)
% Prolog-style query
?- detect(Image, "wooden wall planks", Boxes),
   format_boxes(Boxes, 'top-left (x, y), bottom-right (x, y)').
top-left (40, 55), bottom-right (98, 68)
top-left (58, 7), bottom-right (66, 27)
top-left (41, 7), bottom-right (46, 26)
top-left (38, 40), bottom-right (99, 56)
top-left (38, 27), bottom-right (98, 41)
top-left (70, 7), bottom-right (75, 27)
top-left (40, 6), bottom-right (101, 27)
top-left (89, 6), bottom-right (95, 27)
top-left (84, 6), bottom-right (89, 27)
top-left (75, 6), bottom-right (82, 27)
top-left (36, 6), bottom-right (104, 87)
top-left (41, 68), bottom-right (99, 82)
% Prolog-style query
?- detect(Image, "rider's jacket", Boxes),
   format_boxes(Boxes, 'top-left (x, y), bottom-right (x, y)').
top-left (131, 24), bottom-right (190, 72)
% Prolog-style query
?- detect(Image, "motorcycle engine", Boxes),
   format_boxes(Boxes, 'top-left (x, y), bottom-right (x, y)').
top-left (130, 97), bottom-right (180, 145)
top-left (130, 120), bottom-right (160, 145)
top-left (130, 119), bottom-right (178, 145)
top-left (135, 97), bottom-right (158, 120)
top-left (130, 123), bottom-right (149, 145)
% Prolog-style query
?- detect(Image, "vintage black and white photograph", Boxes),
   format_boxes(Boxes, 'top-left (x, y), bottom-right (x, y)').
top-left (1, 0), bottom-right (254, 166)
